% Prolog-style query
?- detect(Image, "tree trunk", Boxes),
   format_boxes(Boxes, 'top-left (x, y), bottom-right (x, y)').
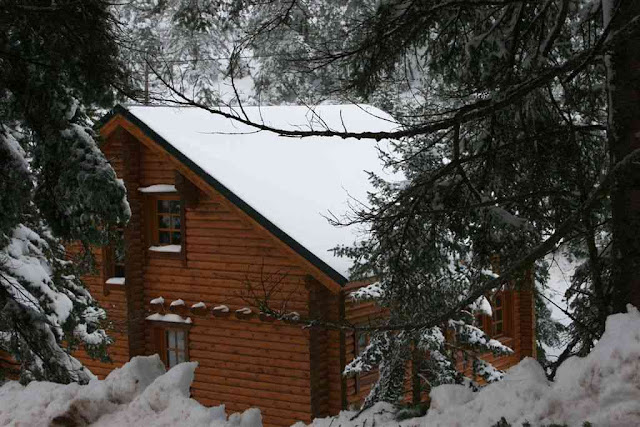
top-left (607, 0), bottom-right (640, 312)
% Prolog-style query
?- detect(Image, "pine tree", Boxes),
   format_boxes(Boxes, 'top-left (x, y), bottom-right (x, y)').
top-left (0, 0), bottom-right (130, 383)
top-left (212, 0), bottom-right (629, 404)
top-left (118, 0), bottom-right (251, 105)
top-left (133, 0), bottom-right (639, 408)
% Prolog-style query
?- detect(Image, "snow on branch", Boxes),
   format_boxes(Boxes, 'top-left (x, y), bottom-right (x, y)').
top-left (350, 281), bottom-right (385, 302)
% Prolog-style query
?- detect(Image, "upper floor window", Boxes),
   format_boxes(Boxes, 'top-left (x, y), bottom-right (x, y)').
top-left (476, 291), bottom-right (512, 340)
top-left (144, 191), bottom-right (185, 261)
top-left (356, 332), bottom-right (368, 356)
top-left (103, 227), bottom-right (126, 294)
top-left (156, 199), bottom-right (181, 245)
top-left (112, 228), bottom-right (126, 277)
top-left (491, 293), bottom-right (505, 337)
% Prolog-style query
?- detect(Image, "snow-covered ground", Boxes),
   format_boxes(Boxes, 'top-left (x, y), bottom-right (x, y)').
top-left (0, 355), bottom-right (261, 426)
top-left (300, 305), bottom-right (640, 427)
top-left (2, 297), bottom-right (638, 427)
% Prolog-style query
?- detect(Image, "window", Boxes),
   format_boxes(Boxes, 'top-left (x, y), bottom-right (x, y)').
top-left (144, 193), bottom-right (185, 262)
top-left (102, 228), bottom-right (125, 294)
top-left (165, 329), bottom-right (188, 368)
top-left (491, 293), bottom-right (505, 337)
top-left (150, 324), bottom-right (190, 369)
top-left (356, 332), bottom-right (368, 356)
top-left (476, 291), bottom-right (512, 339)
top-left (156, 199), bottom-right (182, 245)
top-left (354, 332), bottom-right (371, 393)
top-left (112, 228), bottom-right (126, 277)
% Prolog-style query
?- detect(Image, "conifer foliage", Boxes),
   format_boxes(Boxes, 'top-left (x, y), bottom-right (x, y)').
top-left (121, 0), bottom-right (640, 409)
top-left (0, 1), bottom-right (130, 383)
top-left (237, 0), bottom-right (636, 400)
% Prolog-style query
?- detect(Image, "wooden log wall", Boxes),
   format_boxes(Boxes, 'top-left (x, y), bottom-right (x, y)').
top-left (135, 140), bottom-right (321, 427)
top-left (122, 131), bottom-right (147, 358)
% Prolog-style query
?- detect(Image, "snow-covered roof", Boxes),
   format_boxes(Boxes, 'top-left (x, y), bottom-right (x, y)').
top-left (110, 104), bottom-right (400, 283)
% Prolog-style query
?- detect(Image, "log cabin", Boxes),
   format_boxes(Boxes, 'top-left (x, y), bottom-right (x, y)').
top-left (70, 104), bottom-right (536, 426)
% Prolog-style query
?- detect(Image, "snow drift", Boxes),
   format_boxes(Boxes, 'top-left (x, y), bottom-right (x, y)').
top-left (0, 355), bottom-right (262, 426)
top-left (301, 305), bottom-right (640, 427)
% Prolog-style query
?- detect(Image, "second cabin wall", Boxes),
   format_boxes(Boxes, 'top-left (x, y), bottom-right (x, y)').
top-left (137, 143), bottom-right (317, 427)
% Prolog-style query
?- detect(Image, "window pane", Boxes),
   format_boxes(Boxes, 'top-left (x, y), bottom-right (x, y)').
top-left (496, 310), bottom-right (503, 321)
top-left (171, 215), bottom-right (181, 229)
top-left (114, 264), bottom-right (125, 277)
top-left (172, 231), bottom-right (181, 244)
top-left (170, 200), bottom-right (181, 214)
top-left (167, 330), bottom-right (176, 348)
top-left (158, 200), bottom-right (171, 213)
top-left (176, 330), bottom-right (185, 349)
top-left (495, 295), bottom-right (502, 307)
top-left (158, 215), bottom-right (171, 228)
top-left (159, 231), bottom-right (171, 244)
top-left (168, 350), bottom-right (177, 368)
top-left (177, 351), bottom-right (186, 363)
top-left (357, 334), bottom-right (367, 355)
top-left (495, 323), bottom-right (503, 334)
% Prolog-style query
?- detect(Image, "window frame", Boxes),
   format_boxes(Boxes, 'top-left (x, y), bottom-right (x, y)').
top-left (149, 322), bottom-right (191, 369)
top-left (144, 193), bottom-right (186, 263)
top-left (354, 331), bottom-right (375, 394)
top-left (491, 292), bottom-right (506, 338)
top-left (477, 290), bottom-right (513, 340)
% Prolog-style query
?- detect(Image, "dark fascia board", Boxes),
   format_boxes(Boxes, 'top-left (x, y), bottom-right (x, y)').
top-left (101, 104), bottom-right (348, 287)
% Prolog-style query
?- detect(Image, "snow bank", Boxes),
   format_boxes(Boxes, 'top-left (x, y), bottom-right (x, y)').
top-left (303, 306), bottom-right (640, 427)
top-left (0, 355), bottom-right (262, 427)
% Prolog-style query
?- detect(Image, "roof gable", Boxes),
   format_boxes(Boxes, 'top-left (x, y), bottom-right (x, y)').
top-left (101, 104), bottom-right (399, 285)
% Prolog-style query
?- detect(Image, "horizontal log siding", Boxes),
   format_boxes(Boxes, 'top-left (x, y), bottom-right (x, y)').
top-left (138, 146), bottom-right (315, 427)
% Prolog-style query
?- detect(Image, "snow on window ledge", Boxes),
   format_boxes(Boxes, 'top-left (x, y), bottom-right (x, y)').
top-left (105, 277), bottom-right (126, 285)
top-left (146, 313), bottom-right (192, 324)
top-left (138, 184), bottom-right (177, 193)
top-left (149, 245), bottom-right (182, 253)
